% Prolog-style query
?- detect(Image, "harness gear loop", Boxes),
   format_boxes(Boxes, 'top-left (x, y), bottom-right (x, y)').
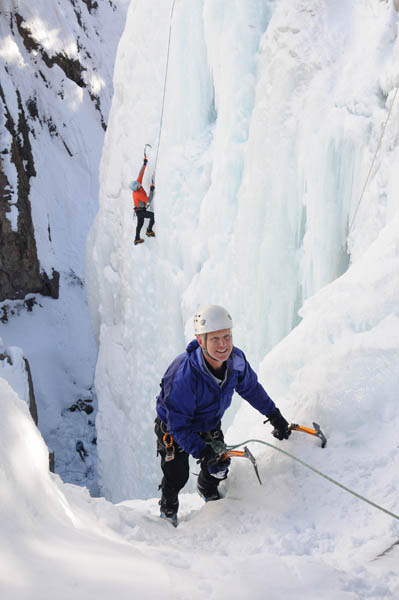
top-left (162, 431), bottom-right (175, 462)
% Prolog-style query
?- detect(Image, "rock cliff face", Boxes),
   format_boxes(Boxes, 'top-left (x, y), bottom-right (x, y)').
top-left (0, 83), bottom-right (59, 301)
top-left (0, 0), bottom-right (124, 302)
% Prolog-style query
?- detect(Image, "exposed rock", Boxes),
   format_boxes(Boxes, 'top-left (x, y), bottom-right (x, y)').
top-left (82, 0), bottom-right (100, 14)
top-left (15, 13), bottom-right (86, 88)
top-left (0, 85), bottom-right (59, 302)
top-left (0, 297), bottom-right (40, 323)
top-left (14, 11), bottom-right (107, 125)
top-left (0, 4), bottom-right (117, 303)
top-left (68, 398), bottom-right (94, 415)
top-left (23, 357), bottom-right (38, 425)
top-left (49, 451), bottom-right (55, 473)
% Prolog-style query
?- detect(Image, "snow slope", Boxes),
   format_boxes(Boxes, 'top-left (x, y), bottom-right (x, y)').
top-left (0, 378), bottom-right (174, 600)
top-left (1, 373), bottom-right (398, 599)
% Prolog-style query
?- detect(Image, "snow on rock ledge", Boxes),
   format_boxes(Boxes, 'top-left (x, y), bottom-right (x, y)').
top-left (0, 340), bottom-right (38, 425)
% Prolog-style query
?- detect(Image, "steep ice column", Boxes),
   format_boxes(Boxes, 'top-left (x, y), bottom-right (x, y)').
top-left (181, 0), bottom-right (272, 344)
top-left (184, 1), bottom-right (333, 363)
top-left (219, 0), bottom-right (398, 363)
top-left (230, 0), bottom-right (399, 435)
top-left (298, 0), bottom-right (399, 293)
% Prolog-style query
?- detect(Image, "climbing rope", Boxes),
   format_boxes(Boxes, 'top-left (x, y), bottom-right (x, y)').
top-left (337, 86), bottom-right (399, 269)
top-left (153, 0), bottom-right (176, 182)
top-left (225, 438), bottom-right (399, 521)
top-left (348, 86), bottom-right (398, 237)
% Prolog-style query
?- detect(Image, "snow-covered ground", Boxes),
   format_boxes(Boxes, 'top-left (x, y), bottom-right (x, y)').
top-left (1, 310), bottom-right (398, 599)
top-left (1, 0), bottom-right (399, 597)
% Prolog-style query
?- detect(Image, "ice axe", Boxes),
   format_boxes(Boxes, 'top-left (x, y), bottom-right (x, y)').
top-left (222, 446), bottom-right (262, 486)
top-left (144, 143), bottom-right (156, 190)
top-left (289, 422), bottom-right (327, 448)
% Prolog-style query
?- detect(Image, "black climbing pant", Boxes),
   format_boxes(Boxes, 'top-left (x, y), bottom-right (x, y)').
top-left (135, 208), bottom-right (155, 240)
top-left (154, 417), bottom-right (225, 512)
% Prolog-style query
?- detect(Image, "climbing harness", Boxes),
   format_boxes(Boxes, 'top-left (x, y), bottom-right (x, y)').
top-left (208, 427), bottom-right (398, 521)
top-left (152, 0), bottom-right (176, 182)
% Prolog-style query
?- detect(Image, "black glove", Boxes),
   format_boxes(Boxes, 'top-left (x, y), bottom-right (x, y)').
top-left (268, 408), bottom-right (291, 440)
top-left (200, 445), bottom-right (231, 479)
top-left (207, 459), bottom-right (230, 479)
top-left (143, 158), bottom-right (148, 165)
top-left (150, 184), bottom-right (155, 191)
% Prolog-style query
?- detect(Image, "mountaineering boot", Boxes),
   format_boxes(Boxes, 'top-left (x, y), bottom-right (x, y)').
top-left (160, 510), bottom-right (178, 527)
top-left (146, 228), bottom-right (156, 237)
top-left (134, 238), bottom-right (144, 246)
top-left (197, 482), bottom-right (221, 503)
top-left (159, 498), bottom-right (178, 527)
top-left (197, 466), bottom-right (222, 502)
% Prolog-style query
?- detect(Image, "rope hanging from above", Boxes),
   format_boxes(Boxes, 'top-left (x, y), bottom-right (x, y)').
top-left (347, 86), bottom-right (399, 238)
top-left (336, 85), bottom-right (399, 272)
top-left (152, 0), bottom-right (177, 184)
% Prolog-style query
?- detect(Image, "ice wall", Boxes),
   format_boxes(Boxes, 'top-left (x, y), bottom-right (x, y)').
top-left (87, 0), bottom-right (399, 501)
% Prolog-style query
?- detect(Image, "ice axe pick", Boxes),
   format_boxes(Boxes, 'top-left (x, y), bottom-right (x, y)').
top-left (289, 422), bottom-right (327, 448)
top-left (222, 446), bottom-right (262, 485)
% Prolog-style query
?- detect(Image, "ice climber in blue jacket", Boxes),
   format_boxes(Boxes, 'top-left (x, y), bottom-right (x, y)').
top-left (155, 304), bottom-right (291, 525)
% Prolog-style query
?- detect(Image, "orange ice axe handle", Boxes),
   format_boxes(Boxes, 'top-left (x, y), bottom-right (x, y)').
top-left (222, 446), bottom-right (262, 486)
top-left (290, 422), bottom-right (327, 448)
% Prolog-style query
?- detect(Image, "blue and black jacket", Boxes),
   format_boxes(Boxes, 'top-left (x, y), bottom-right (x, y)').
top-left (156, 339), bottom-right (276, 458)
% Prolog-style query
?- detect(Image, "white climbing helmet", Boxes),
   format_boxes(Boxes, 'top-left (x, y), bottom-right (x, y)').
top-left (193, 305), bottom-right (233, 335)
top-left (129, 180), bottom-right (140, 191)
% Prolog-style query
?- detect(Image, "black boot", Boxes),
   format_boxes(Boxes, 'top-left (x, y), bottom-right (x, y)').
top-left (197, 483), bottom-right (221, 502)
top-left (159, 497), bottom-right (178, 526)
top-left (197, 470), bottom-right (221, 502)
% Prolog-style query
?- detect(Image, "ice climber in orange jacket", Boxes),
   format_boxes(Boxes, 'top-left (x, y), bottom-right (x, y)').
top-left (130, 157), bottom-right (155, 246)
